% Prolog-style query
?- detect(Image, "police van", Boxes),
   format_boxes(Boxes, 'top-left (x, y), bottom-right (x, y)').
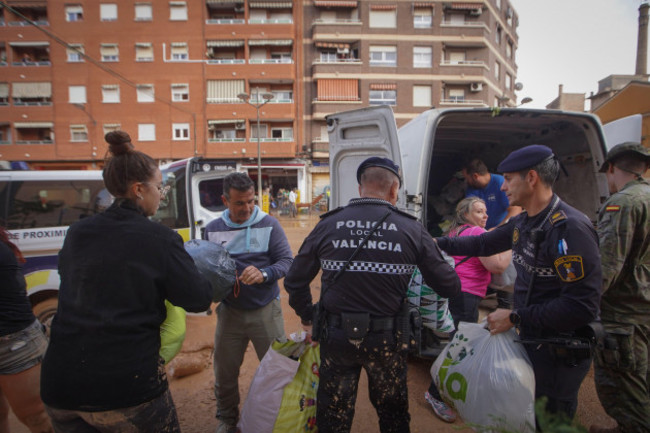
top-left (0, 157), bottom-right (236, 327)
top-left (326, 105), bottom-right (610, 357)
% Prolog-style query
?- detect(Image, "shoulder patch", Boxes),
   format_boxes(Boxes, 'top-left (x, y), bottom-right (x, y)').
top-left (319, 206), bottom-right (344, 219)
top-left (605, 205), bottom-right (620, 212)
top-left (554, 255), bottom-right (585, 282)
top-left (550, 210), bottom-right (567, 225)
top-left (512, 227), bottom-right (520, 245)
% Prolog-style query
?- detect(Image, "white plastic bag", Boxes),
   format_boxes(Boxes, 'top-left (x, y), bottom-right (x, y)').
top-left (238, 341), bottom-right (301, 433)
top-left (431, 322), bottom-right (535, 432)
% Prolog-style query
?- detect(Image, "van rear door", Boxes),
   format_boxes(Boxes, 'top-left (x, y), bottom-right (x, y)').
top-left (327, 105), bottom-right (404, 209)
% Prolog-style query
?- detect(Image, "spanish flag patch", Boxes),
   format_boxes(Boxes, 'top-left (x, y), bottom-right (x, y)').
top-left (605, 205), bottom-right (620, 212)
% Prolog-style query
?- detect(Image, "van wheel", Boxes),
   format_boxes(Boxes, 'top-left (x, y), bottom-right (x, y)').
top-left (33, 298), bottom-right (58, 336)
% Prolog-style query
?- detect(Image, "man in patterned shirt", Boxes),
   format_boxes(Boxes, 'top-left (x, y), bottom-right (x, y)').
top-left (284, 157), bottom-right (460, 433)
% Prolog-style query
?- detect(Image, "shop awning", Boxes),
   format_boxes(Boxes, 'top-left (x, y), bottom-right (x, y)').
top-left (14, 122), bottom-right (54, 128)
top-left (207, 40), bottom-right (245, 47)
top-left (7, 1), bottom-right (47, 8)
top-left (170, 42), bottom-right (187, 47)
top-left (135, 42), bottom-right (152, 48)
top-left (206, 0), bottom-right (244, 3)
top-left (449, 2), bottom-right (482, 10)
top-left (12, 82), bottom-right (51, 98)
top-left (248, 39), bottom-right (292, 46)
top-left (370, 4), bottom-right (396, 10)
top-left (413, 2), bottom-right (435, 7)
top-left (103, 123), bottom-right (121, 128)
top-left (101, 84), bottom-right (119, 89)
top-left (313, 0), bottom-right (358, 7)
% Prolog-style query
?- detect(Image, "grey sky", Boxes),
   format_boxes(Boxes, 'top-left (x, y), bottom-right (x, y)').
top-left (509, 0), bottom-right (644, 109)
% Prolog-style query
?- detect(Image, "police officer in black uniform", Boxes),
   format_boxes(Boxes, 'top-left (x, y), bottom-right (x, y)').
top-left (436, 145), bottom-right (601, 420)
top-left (284, 157), bottom-right (460, 433)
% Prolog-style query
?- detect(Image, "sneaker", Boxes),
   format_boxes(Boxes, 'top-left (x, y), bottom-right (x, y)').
top-left (424, 391), bottom-right (456, 423)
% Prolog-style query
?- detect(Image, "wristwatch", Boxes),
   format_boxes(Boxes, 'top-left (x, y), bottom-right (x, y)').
top-left (260, 269), bottom-right (269, 282)
top-left (509, 310), bottom-right (521, 326)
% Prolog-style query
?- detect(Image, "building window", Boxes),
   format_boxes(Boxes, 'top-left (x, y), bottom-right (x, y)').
top-left (68, 85), bottom-right (86, 103)
top-left (137, 84), bottom-right (154, 103)
top-left (506, 40), bottom-right (513, 59)
top-left (170, 42), bottom-right (188, 60)
top-left (103, 123), bottom-right (121, 135)
top-left (369, 89), bottom-right (396, 105)
top-left (70, 125), bottom-right (88, 142)
top-left (505, 73), bottom-right (512, 90)
top-left (413, 85), bottom-right (431, 107)
top-left (369, 9), bottom-right (396, 28)
top-left (100, 44), bottom-right (119, 62)
top-left (413, 7), bottom-right (432, 28)
top-left (135, 43), bottom-right (153, 61)
top-left (172, 123), bottom-right (190, 140)
top-left (169, 2), bottom-right (188, 21)
top-left (271, 127), bottom-right (293, 140)
top-left (272, 90), bottom-right (292, 102)
top-left (66, 44), bottom-right (84, 62)
top-left (369, 45), bottom-right (396, 67)
top-left (171, 83), bottom-right (189, 101)
top-left (271, 52), bottom-right (292, 63)
top-left (413, 46), bottom-right (432, 68)
top-left (102, 85), bottom-right (120, 103)
top-left (496, 26), bottom-right (502, 44)
top-left (100, 3), bottom-right (117, 21)
top-left (448, 52), bottom-right (466, 64)
top-left (138, 124), bottom-right (156, 141)
top-left (135, 3), bottom-right (152, 21)
top-left (251, 124), bottom-right (268, 139)
top-left (494, 61), bottom-right (500, 80)
top-left (316, 79), bottom-right (359, 102)
top-left (449, 89), bottom-right (464, 102)
top-left (65, 4), bottom-right (83, 22)
top-left (495, 0), bottom-right (501, 9)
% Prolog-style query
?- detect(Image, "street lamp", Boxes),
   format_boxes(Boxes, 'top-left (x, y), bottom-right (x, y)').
top-left (517, 97), bottom-right (533, 107)
top-left (237, 88), bottom-right (274, 202)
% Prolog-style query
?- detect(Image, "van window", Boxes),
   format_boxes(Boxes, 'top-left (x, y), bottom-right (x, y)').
top-left (152, 165), bottom-right (188, 230)
top-left (0, 180), bottom-right (108, 229)
top-left (198, 178), bottom-right (226, 212)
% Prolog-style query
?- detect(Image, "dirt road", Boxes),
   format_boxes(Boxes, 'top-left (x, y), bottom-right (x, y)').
top-left (9, 213), bottom-right (617, 432)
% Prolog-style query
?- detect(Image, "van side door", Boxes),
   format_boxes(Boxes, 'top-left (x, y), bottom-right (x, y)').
top-left (326, 105), bottom-right (404, 209)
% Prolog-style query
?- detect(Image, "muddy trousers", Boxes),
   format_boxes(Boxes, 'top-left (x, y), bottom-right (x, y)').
top-left (45, 388), bottom-right (179, 433)
top-left (317, 326), bottom-right (409, 433)
top-left (594, 322), bottom-right (650, 433)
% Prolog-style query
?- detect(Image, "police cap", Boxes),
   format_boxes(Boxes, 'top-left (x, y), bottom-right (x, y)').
top-left (599, 142), bottom-right (650, 172)
top-left (356, 157), bottom-right (402, 186)
top-left (497, 144), bottom-right (554, 173)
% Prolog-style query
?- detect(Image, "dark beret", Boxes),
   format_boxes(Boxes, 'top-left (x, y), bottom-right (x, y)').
top-left (599, 142), bottom-right (650, 172)
top-left (357, 157), bottom-right (402, 186)
top-left (497, 144), bottom-right (554, 173)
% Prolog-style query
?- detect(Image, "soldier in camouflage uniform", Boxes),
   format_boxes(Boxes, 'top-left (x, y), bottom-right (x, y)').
top-left (590, 142), bottom-right (650, 433)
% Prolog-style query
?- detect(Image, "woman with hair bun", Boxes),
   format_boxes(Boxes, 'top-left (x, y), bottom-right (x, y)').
top-left (0, 226), bottom-right (53, 433)
top-left (40, 131), bottom-right (213, 432)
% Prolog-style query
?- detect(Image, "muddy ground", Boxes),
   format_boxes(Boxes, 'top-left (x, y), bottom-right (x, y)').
top-left (10, 213), bottom-right (617, 432)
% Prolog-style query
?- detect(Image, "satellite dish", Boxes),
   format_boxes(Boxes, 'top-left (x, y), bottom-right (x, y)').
top-left (514, 82), bottom-right (524, 91)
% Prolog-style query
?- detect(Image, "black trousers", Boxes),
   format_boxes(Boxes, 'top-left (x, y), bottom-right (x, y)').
top-left (317, 326), bottom-right (410, 433)
top-left (525, 344), bottom-right (592, 420)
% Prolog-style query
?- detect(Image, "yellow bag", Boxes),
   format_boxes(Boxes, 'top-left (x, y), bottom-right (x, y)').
top-left (159, 300), bottom-right (187, 364)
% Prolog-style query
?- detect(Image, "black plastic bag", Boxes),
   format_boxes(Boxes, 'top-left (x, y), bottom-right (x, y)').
top-left (184, 239), bottom-right (236, 302)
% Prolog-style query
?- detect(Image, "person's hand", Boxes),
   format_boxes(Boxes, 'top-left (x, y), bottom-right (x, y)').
top-left (238, 265), bottom-right (264, 285)
top-left (486, 308), bottom-right (513, 335)
top-left (301, 320), bottom-right (318, 347)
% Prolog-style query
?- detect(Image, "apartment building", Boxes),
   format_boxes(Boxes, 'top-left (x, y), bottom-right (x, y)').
top-left (0, 0), bottom-right (518, 199)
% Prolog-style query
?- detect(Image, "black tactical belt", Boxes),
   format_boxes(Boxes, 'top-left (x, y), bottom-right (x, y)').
top-left (328, 314), bottom-right (394, 332)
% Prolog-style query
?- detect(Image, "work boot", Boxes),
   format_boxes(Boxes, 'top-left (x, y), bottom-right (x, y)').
top-left (588, 425), bottom-right (621, 433)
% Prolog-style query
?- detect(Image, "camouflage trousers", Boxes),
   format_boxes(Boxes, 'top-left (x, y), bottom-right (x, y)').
top-left (594, 322), bottom-right (650, 433)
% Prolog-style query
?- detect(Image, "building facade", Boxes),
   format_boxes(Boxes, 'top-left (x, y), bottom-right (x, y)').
top-left (0, 0), bottom-right (518, 200)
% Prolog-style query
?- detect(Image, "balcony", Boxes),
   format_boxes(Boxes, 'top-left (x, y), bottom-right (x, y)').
top-left (312, 19), bottom-right (362, 40)
top-left (208, 137), bottom-right (246, 143)
top-left (249, 58), bottom-right (293, 64)
top-left (206, 18), bottom-right (245, 25)
top-left (439, 98), bottom-right (488, 107)
top-left (248, 18), bottom-right (293, 24)
top-left (206, 58), bottom-right (246, 65)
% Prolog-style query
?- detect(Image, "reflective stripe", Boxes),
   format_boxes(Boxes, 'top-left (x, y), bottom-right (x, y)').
top-left (321, 260), bottom-right (416, 275)
top-left (512, 252), bottom-right (555, 277)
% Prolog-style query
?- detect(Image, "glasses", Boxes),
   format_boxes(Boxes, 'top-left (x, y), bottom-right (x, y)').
top-left (145, 183), bottom-right (171, 198)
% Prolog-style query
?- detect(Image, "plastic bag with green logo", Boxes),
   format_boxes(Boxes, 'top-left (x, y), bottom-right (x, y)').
top-left (430, 322), bottom-right (535, 432)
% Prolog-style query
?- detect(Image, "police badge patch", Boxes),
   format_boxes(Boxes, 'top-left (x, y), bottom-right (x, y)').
top-left (554, 255), bottom-right (585, 282)
top-left (512, 227), bottom-right (519, 245)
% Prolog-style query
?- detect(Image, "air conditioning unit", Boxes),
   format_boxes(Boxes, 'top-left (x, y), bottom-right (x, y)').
top-left (470, 82), bottom-right (483, 92)
top-left (469, 8), bottom-right (482, 16)
top-left (235, 122), bottom-right (246, 130)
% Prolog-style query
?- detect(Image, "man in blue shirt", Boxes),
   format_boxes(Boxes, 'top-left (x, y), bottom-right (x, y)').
top-left (462, 158), bottom-right (520, 229)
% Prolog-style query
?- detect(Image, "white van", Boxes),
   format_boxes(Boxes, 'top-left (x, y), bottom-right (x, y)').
top-left (0, 157), bottom-right (236, 326)
top-left (326, 105), bottom-right (609, 356)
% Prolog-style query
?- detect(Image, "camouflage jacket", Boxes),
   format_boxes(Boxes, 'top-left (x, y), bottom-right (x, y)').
top-left (597, 178), bottom-right (650, 324)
